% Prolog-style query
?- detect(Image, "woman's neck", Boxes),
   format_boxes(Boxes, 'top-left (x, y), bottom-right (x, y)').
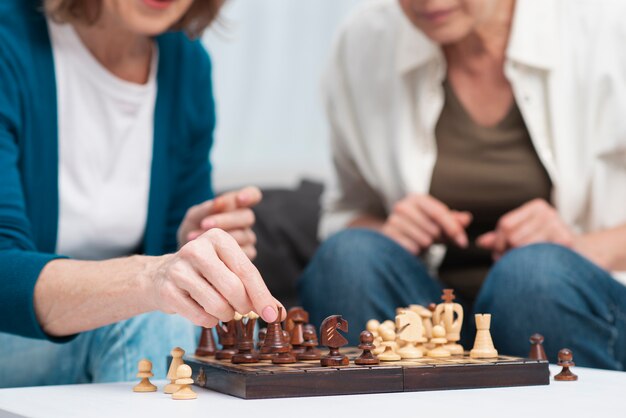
top-left (73, 8), bottom-right (153, 84)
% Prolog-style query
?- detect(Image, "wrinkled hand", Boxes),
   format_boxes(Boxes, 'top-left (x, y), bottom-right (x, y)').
top-left (381, 194), bottom-right (472, 255)
top-left (178, 186), bottom-right (262, 259)
top-left (152, 229), bottom-right (285, 328)
top-left (476, 199), bottom-right (574, 260)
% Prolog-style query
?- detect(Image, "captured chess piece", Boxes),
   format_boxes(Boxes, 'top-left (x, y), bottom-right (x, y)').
top-left (133, 359), bottom-right (157, 392)
top-left (262, 307), bottom-right (296, 364)
top-left (528, 333), bottom-right (548, 361)
top-left (433, 289), bottom-right (464, 355)
top-left (378, 327), bottom-right (401, 361)
top-left (164, 347), bottom-right (185, 394)
top-left (215, 319), bottom-right (238, 360)
top-left (355, 330), bottom-right (380, 365)
top-left (470, 314), bottom-right (498, 359)
top-left (427, 325), bottom-right (451, 358)
top-left (171, 364), bottom-right (197, 400)
top-left (286, 307), bottom-right (309, 354)
top-left (554, 348), bottom-right (578, 381)
top-left (396, 310), bottom-right (424, 359)
top-left (195, 327), bottom-right (217, 357)
top-left (296, 325), bottom-right (321, 361)
top-left (232, 312), bottom-right (260, 364)
top-left (320, 315), bottom-right (349, 366)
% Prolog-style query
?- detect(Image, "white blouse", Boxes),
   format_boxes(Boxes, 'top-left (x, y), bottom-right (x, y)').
top-left (320, 0), bottom-right (626, 284)
top-left (48, 20), bottom-right (157, 260)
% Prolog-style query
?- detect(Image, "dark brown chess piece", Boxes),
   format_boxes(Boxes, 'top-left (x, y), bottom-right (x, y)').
top-left (261, 307), bottom-right (296, 364)
top-left (232, 313), bottom-right (260, 364)
top-left (287, 307), bottom-right (309, 354)
top-left (528, 333), bottom-right (548, 361)
top-left (296, 325), bottom-right (321, 361)
top-left (320, 315), bottom-right (349, 367)
top-left (257, 328), bottom-right (267, 351)
top-left (215, 319), bottom-right (237, 360)
top-left (354, 330), bottom-right (379, 365)
top-left (195, 327), bottom-right (217, 357)
top-left (554, 348), bottom-right (578, 381)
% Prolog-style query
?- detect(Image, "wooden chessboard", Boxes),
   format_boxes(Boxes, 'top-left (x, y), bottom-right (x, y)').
top-left (176, 348), bottom-right (550, 399)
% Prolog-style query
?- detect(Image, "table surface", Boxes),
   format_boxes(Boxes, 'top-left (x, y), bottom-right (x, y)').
top-left (0, 365), bottom-right (623, 418)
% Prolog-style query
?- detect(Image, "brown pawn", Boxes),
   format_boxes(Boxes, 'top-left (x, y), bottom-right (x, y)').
top-left (215, 319), bottom-right (238, 360)
top-left (286, 307), bottom-right (309, 354)
top-left (320, 315), bottom-right (349, 367)
top-left (195, 327), bottom-right (216, 357)
top-left (554, 348), bottom-right (578, 381)
top-left (232, 313), bottom-right (260, 364)
top-left (528, 333), bottom-right (548, 361)
top-left (296, 325), bottom-right (321, 361)
top-left (261, 307), bottom-right (296, 364)
top-left (355, 330), bottom-right (379, 365)
top-left (257, 328), bottom-right (267, 351)
top-left (273, 330), bottom-right (296, 364)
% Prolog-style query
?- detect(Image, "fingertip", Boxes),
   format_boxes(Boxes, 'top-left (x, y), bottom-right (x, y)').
top-left (261, 305), bottom-right (278, 323)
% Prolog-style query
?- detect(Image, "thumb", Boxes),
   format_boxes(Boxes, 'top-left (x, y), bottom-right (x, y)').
top-left (476, 231), bottom-right (497, 249)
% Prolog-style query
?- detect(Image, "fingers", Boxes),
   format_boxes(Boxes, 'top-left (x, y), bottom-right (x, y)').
top-left (213, 186), bottom-right (263, 213)
top-left (394, 200), bottom-right (441, 238)
top-left (183, 200), bottom-right (216, 229)
top-left (416, 197), bottom-right (468, 247)
top-left (200, 209), bottom-right (255, 231)
top-left (381, 225), bottom-right (420, 255)
top-left (170, 291), bottom-right (220, 328)
top-left (476, 231), bottom-right (497, 249)
top-left (386, 213), bottom-right (434, 249)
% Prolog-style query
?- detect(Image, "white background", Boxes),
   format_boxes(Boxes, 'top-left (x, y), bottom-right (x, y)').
top-left (203, 0), bottom-right (365, 190)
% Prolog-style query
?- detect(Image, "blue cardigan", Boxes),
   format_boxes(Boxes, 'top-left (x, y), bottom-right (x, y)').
top-left (0, 1), bottom-right (215, 340)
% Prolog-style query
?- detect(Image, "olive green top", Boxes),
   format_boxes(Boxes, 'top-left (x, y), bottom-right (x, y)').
top-left (429, 80), bottom-right (552, 300)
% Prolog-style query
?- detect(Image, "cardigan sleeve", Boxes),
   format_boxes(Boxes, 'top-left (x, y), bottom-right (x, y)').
top-left (0, 50), bottom-right (70, 341)
top-left (162, 40), bottom-right (216, 253)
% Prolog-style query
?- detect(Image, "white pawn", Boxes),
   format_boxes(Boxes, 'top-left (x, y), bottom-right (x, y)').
top-left (470, 314), bottom-right (498, 359)
top-left (427, 325), bottom-right (451, 358)
top-left (366, 319), bottom-right (381, 338)
top-left (133, 359), bottom-right (157, 392)
top-left (172, 364), bottom-right (197, 400)
top-left (378, 327), bottom-right (401, 361)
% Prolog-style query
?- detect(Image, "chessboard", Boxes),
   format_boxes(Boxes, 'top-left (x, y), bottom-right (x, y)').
top-left (176, 348), bottom-right (549, 399)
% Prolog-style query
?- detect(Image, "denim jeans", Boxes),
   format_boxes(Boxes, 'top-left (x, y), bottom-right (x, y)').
top-left (299, 229), bottom-right (626, 370)
top-left (0, 312), bottom-right (197, 388)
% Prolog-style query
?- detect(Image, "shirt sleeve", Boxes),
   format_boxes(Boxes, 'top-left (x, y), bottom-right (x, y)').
top-left (0, 53), bottom-right (71, 341)
top-left (318, 30), bottom-right (387, 240)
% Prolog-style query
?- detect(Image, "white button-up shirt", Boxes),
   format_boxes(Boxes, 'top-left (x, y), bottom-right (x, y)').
top-left (320, 0), bottom-right (626, 284)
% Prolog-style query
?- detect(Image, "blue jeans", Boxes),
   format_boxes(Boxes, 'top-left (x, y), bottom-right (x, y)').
top-left (0, 312), bottom-right (197, 388)
top-left (299, 229), bottom-right (626, 370)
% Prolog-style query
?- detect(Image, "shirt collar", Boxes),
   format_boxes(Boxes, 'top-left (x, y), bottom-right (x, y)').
top-left (396, 0), bottom-right (558, 74)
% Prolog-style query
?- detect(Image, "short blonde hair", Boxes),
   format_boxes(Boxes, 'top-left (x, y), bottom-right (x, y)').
top-left (45, 0), bottom-right (224, 39)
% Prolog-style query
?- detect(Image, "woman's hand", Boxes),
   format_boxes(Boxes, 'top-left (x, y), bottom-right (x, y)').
top-left (380, 194), bottom-right (471, 255)
top-left (178, 186), bottom-right (262, 259)
top-left (476, 199), bottom-right (574, 260)
top-left (151, 228), bottom-right (284, 328)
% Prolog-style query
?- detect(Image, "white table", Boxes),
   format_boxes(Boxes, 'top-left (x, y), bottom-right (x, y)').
top-left (0, 366), bottom-right (623, 418)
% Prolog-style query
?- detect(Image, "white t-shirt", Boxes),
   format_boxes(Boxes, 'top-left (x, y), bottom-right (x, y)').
top-left (48, 20), bottom-right (156, 260)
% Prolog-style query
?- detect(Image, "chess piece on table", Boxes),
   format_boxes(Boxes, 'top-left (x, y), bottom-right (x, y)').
top-left (195, 327), bottom-right (217, 357)
top-left (433, 289), bottom-right (464, 355)
top-left (470, 314), bottom-right (498, 359)
top-left (172, 364), bottom-right (197, 400)
top-left (366, 319), bottom-right (381, 338)
top-left (378, 327), bottom-right (401, 361)
top-left (232, 312), bottom-right (260, 364)
top-left (257, 328), bottom-right (267, 351)
top-left (427, 325), bottom-right (451, 358)
top-left (164, 347), bottom-right (185, 394)
top-left (320, 315), bottom-right (350, 366)
top-left (133, 359), bottom-right (157, 392)
top-left (381, 320), bottom-right (395, 330)
top-left (355, 330), bottom-right (380, 365)
top-left (528, 333), bottom-right (548, 361)
top-left (396, 310), bottom-right (425, 359)
top-left (296, 325), bottom-right (321, 361)
top-left (554, 348), bottom-right (578, 381)
top-left (215, 319), bottom-right (238, 360)
top-left (286, 307), bottom-right (309, 354)
top-left (261, 307), bottom-right (296, 364)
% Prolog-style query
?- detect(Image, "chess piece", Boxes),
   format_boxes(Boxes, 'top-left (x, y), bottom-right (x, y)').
top-left (381, 320), bottom-right (395, 330)
top-left (232, 312), bottom-right (260, 364)
top-left (470, 314), bottom-right (498, 359)
top-left (355, 330), bottom-right (380, 365)
top-left (133, 359), bottom-right (157, 392)
top-left (528, 333), bottom-right (548, 361)
top-left (366, 319), bottom-right (381, 338)
top-left (554, 348), bottom-right (578, 381)
top-left (297, 325), bottom-right (321, 361)
top-left (262, 307), bottom-right (296, 364)
top-left (196, 368), bottom-right (207, 386)
top-left (395, 310), bottom-right (424, 359)
top-left (257, 328), bottom-right (267, 351)
top-left (433, 289), bottom-right (464, 355)
top-left (215, 319), bottom-right (238, 360)
top-left (427, 325), bottom-right (451, 358)
top-left (320, 315), bottom-right (349, 366)
top-left (195, 327), bottom-right (217, 357)
top-left (171, 364), bottom-right (197, 400)
top-left (164, 347), bottom-right (185, 394)
top-left (286, 307), bottom-right (309, 354)
top-left (378, 326), bottom-right (401, 361)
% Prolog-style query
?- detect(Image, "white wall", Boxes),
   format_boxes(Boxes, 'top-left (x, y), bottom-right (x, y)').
top-left (203, 0), bottom-right (364, 190)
